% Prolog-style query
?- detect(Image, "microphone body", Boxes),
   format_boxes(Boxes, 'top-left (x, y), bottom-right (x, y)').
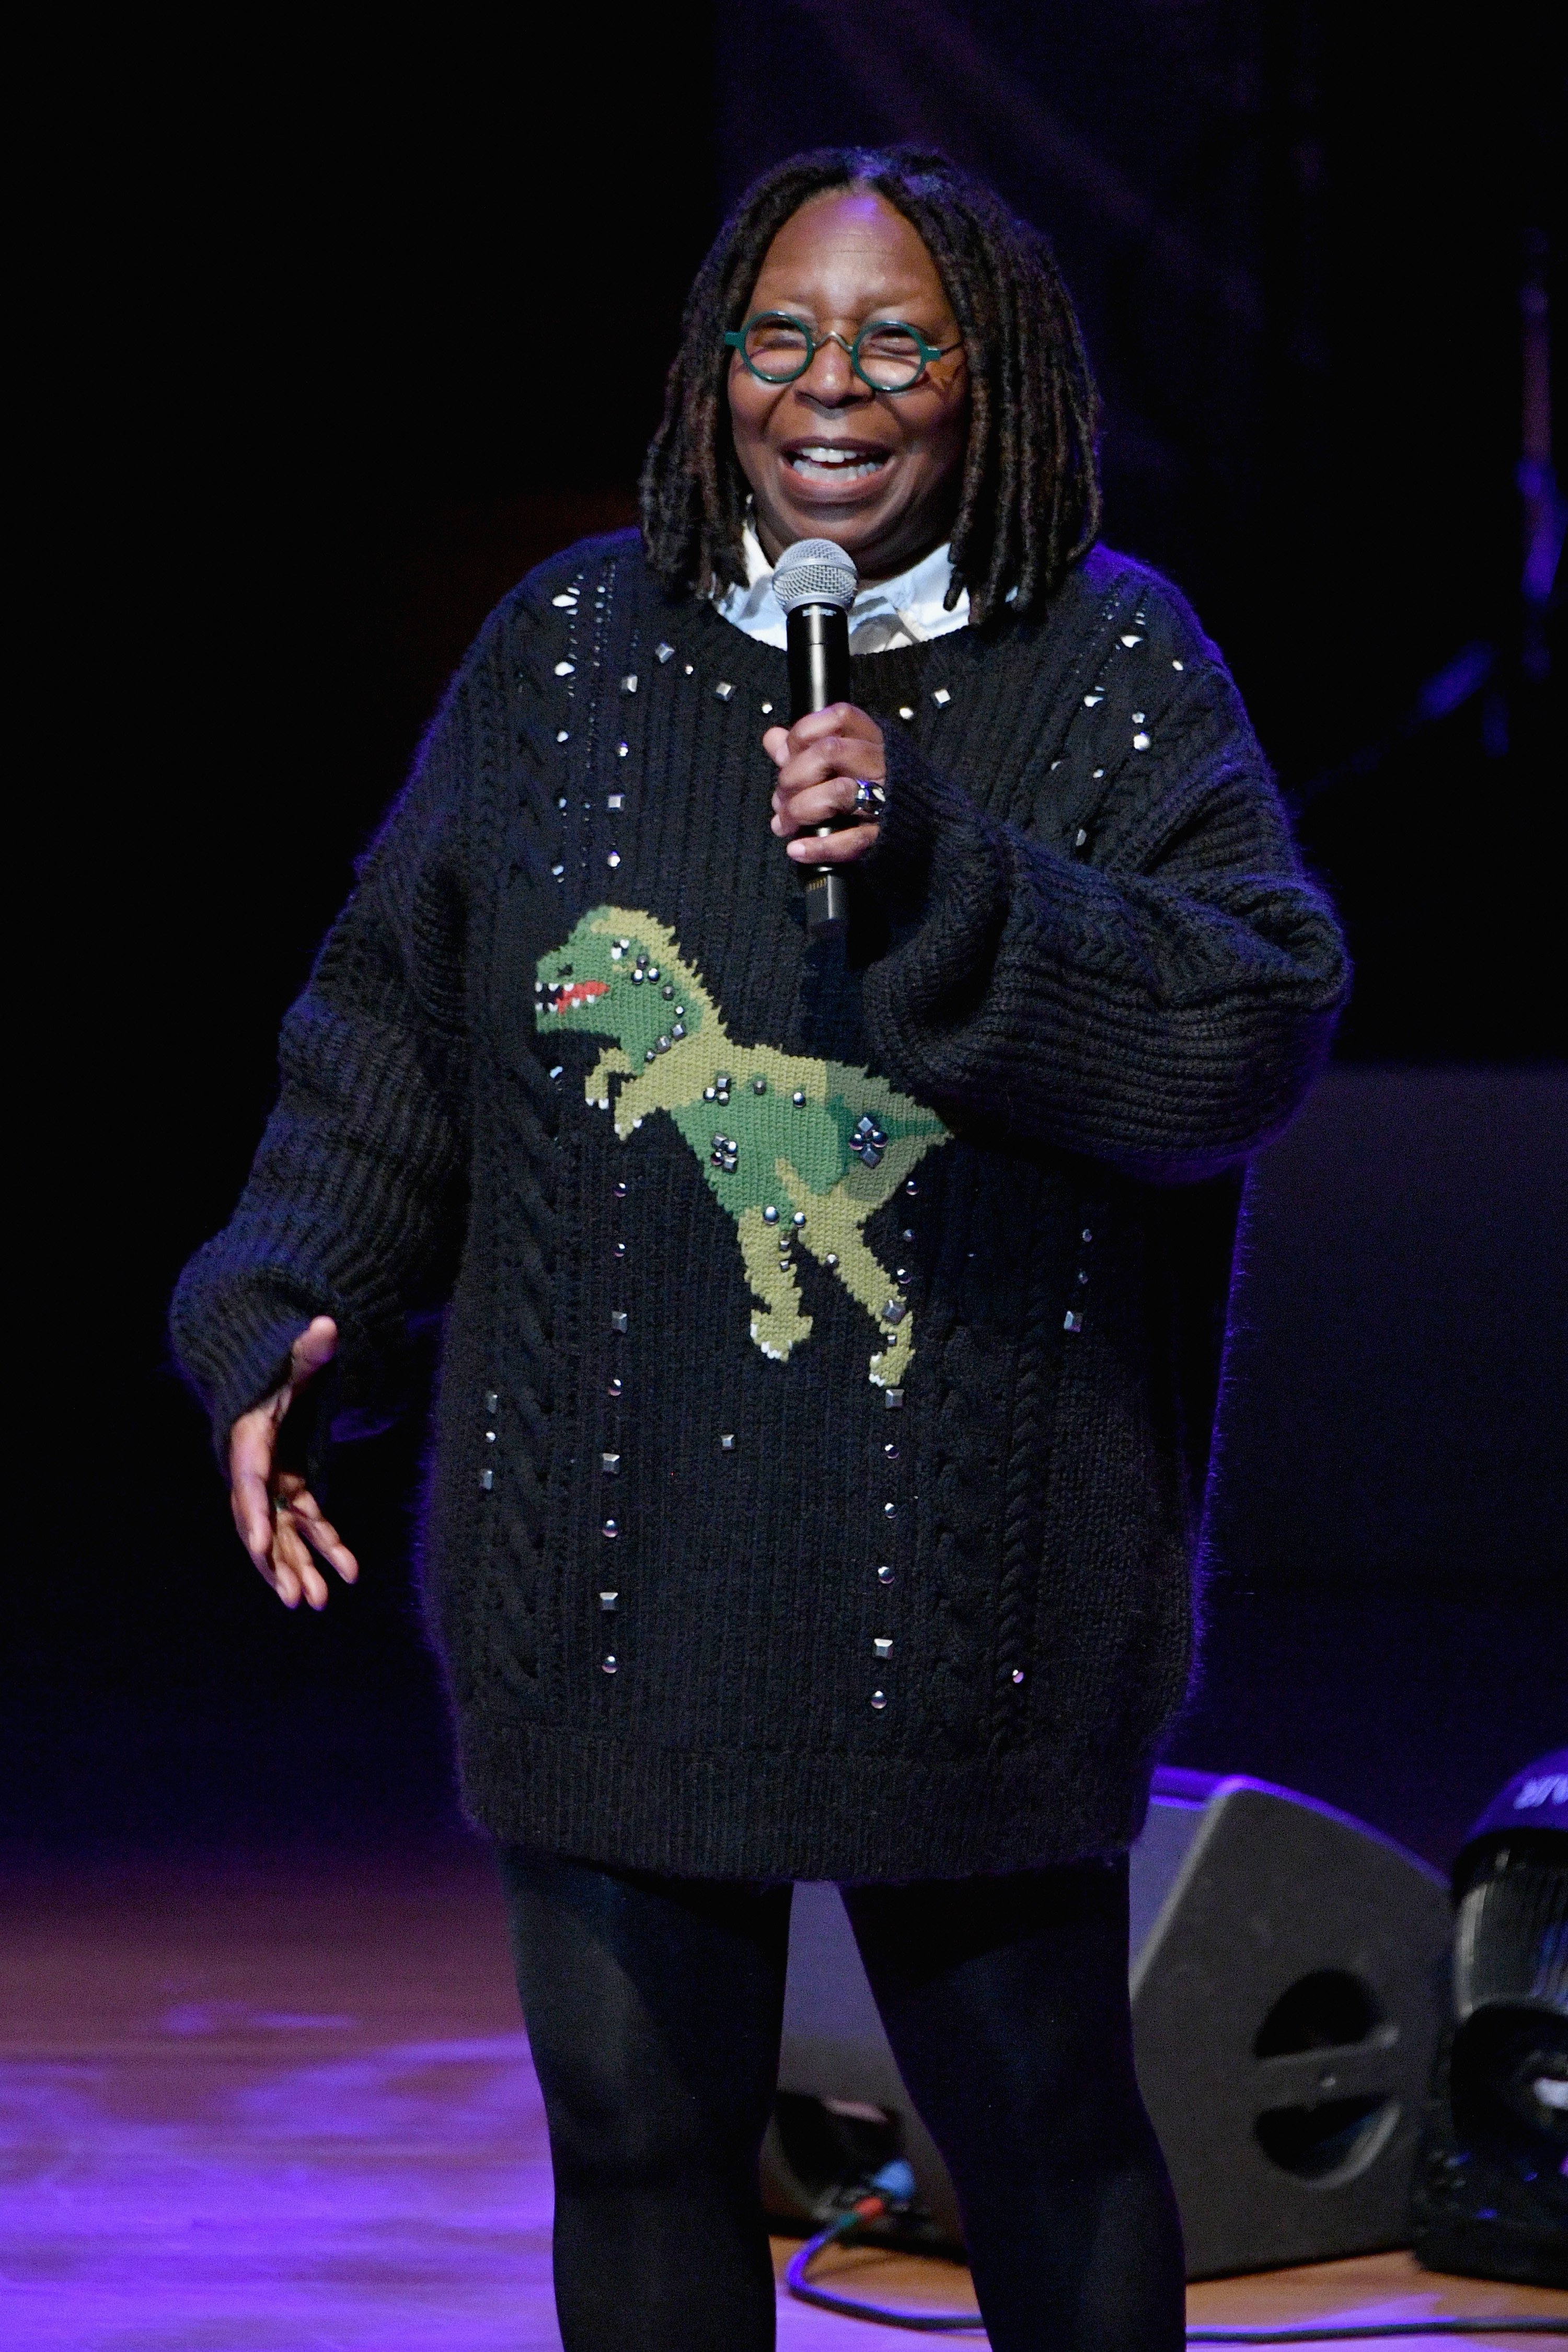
top-left (787, 603), bottom-right (854, 938)
top-left (786, 601), bottom-right (852, 727)
top-left (773, 539), bottom-right (859, 940)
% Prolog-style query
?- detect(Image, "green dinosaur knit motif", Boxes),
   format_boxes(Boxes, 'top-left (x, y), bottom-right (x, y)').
top-left (536, 908), bottom-right (951, 1384)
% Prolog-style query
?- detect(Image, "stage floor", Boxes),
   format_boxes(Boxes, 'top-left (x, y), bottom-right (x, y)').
top-left (2, 1850), bottom-right (1560, 2349)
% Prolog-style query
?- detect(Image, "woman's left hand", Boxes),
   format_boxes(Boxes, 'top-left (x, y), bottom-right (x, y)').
top-left (765, 703), bottom-right (884, 865)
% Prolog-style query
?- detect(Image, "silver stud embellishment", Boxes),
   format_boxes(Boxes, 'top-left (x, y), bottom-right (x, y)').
top-left (656, 642), bottom-right (674, 663)
top-left (898, 705), bottom-right (915, 721)
top-left (1011, 1668), bottom-right (1025, 1685)
top-left (871, 1690), bottom-right (887, 1711)
top-left (932, 687), bottom-right (951, 706)
top-left (610, 1311), bottom-right (628, 1334)
top-left (621, 674), bottom-right (637, 694)
top-left (556, 729), bottom-right (570, 744)
top-left (551, 592), bottom-right (576, 608)
top-left (479, 1468), bottom-right (493, 1491)
top-left (608, 793), bottom-right (623, 810)
top-left (601, 1654), bottom-right (617, 1674)
top-left (760, 700), bottom-right (774, 714)
top-left (852, 1114), bottom-right (887, 1168)
top-left (715, 681), bottom-right (733, 701)
top-left (884, 1389), bottom-right (903, 1409)
top-left (873, 1638), bottom-right (893, 1658)
top-left (485, 1391), bottom-right (499, 1412)
top-left (614, 1181), bottom-right (628, 1198)
top-left (1172, 659), bottom-right (1184, 671)
top-left (1083, 691), bottom-right (1103, 707)
top-left (720, 1433), bottom-right (735, 1451)
top-left (599, 1590), bottom-right (618, 1611)
top-left (882, 1298), bottom-right (907, 1325)
top-left (1121, 631), bottom-right (1144, 648)
top-left (554, 660), bottom-right (575, 677)
top-left (1133, 732), bottom-right (1151, 752)
top-left (607, 1377), bottom-right (623, 1398)
top-left (763, 1206), bottom-right (779, 1225)
top-left (617, 741), bottom-right (629, 758)
top-left (883, 1502), bottom-right (897, 1519)
top-left (550, 864), bottom-right (564, 878)
top-left (878, 1564), bottom-right (895, 1584)
top-left (1064, 1311), bottom-right (1082, 1333)
top-left (602, 1518), bottom-right (619, 1538)
top-left (602, 1452), bottom-right (620, 1475)
top-left (1075, 827), bottom-right (1089, 848)
top-left (607, 852), bottom-right (621, 868)
top-left (1081, 1228), bottom-right (1092, 1242)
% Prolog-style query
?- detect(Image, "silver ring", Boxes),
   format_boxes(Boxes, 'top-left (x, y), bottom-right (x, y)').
top-left (851, 778), bottom-right (883, 818)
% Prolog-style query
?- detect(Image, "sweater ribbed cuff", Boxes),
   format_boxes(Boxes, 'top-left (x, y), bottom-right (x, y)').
top-left (862, 728), bottom-right (1003, 925)
top-left (169, 1271), bottom-right (319, 1466)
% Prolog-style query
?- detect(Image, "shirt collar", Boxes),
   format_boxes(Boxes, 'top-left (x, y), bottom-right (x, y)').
top-left (713, 521), bottom-right (970, 653)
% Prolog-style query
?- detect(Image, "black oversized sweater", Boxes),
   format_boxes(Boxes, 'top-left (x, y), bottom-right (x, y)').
top-left (171, 531), bottom-right (1348, 1879)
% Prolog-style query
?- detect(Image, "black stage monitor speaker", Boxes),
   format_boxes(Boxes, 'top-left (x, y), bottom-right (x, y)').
top-left (1410, 1748), bottom-right (1568, 2290)
top-left (763, 1769), bottom-right (1451, 2278)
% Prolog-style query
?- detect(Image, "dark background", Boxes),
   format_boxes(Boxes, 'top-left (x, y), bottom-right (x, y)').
top-left (17, 4), bottom-right (1562, 1872)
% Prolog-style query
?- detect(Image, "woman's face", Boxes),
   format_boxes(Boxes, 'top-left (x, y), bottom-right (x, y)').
top-left (727, 187), bottom-right (969, 584)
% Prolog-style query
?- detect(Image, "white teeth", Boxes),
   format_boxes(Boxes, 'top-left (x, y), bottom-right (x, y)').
top-left (787, 446), bottom-right (886, 481)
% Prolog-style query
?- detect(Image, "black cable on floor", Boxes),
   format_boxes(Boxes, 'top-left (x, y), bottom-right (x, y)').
top-left (784, 2221), bottom-right (1568, 2339)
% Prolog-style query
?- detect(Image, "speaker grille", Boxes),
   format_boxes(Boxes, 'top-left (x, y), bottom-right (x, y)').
top-left (1455, 1850), bottom-right (1568, 2018)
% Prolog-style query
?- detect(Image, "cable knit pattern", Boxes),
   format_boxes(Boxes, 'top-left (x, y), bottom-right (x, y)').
top-left (170, 532), bottom-right (1347, 1880)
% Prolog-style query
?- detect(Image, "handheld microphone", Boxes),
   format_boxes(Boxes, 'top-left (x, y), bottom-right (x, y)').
top-left (773, 537), bottom-right (859, 940)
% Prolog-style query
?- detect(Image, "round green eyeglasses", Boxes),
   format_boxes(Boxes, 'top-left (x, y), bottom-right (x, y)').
top-left (723, 312), bottom-right (962, 393)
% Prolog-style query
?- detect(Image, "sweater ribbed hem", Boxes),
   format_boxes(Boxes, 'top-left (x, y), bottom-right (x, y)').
top-left (457, 1719), bottom-right (1154, 1881)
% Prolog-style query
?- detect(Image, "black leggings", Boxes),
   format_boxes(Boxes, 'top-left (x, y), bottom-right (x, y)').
top-left (497, 1849), bottom-right (1184, 2352)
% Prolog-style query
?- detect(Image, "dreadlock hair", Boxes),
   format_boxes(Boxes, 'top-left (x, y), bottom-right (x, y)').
top-left (639, 145), bottom-right (1102, 626)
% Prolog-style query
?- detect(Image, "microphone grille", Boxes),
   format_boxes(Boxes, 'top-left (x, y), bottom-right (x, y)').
top-left (773, 537), bottom-right (859, 615)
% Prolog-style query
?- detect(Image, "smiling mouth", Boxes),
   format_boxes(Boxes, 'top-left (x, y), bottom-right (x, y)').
top-left (546, 978), bottom-right (609, 1013)
top-left (783, 443), bottom-right (890, 484)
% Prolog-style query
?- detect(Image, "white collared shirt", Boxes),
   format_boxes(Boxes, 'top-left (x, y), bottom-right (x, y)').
top-left (713, 521), bottom-right (970, 654)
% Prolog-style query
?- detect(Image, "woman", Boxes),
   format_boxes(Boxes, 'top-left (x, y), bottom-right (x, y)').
top-left (173, 146), bottom-right (1348, 2349)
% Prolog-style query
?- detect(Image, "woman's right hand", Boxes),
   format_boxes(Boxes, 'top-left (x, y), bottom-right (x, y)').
top-left (227, 1316), bottom-right (360, 1611)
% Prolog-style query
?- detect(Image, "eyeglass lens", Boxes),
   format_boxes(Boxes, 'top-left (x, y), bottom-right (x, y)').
top-left (741, 315), bottom-right (932, 390)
